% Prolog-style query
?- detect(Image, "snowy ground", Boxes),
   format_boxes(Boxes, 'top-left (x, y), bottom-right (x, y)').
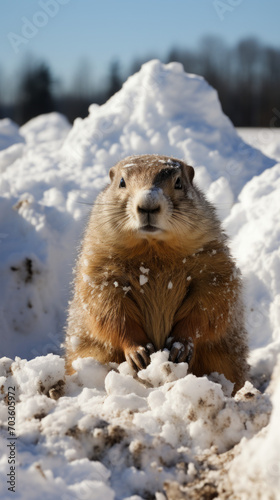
top-left (0, 60), bottom-right (280, 499)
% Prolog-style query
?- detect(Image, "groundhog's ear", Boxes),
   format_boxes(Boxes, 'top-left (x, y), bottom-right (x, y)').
top-left (109, 167), bottom-right (115, 182)
top-left (183, 164), bottom-right (194, 184)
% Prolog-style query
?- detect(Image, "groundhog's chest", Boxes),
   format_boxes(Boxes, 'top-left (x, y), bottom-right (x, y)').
top-left (123, 263), bottom-right (192, 349)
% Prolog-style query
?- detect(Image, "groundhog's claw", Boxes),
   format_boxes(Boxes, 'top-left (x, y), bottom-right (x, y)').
top-left (125, 343), bottom-right (155, 371)
top-left (166, 336), bottom-right (193, 364)
top-left (146, 343), bottom-right (155, 355)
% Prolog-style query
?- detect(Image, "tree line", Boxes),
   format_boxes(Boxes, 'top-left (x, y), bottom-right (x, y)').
top-left (1, 36), bottom-right (280, 127)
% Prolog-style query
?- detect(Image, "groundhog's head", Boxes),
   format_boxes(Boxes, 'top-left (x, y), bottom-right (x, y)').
top-left (96, 154), bottom-right (219, 250)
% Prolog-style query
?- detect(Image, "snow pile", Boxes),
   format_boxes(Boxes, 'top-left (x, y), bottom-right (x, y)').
top-left (20, 113), bottom-right (71, 146)
top-left (0, 113), bottom-right (79, 360)
top-left (0, 353), bottom-right (272, 499)
top-left (0, 60), bottom-right (280, 498)
top-left (63, 60), bottom-right (273, 200)
top-left (0, 119), bottom-right (24, 152)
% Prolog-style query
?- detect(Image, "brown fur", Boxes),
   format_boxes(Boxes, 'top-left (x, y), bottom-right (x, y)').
top-left (65, 154), bottom-right (248, 393)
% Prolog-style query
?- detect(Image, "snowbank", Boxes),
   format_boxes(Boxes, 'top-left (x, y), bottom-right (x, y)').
top-left (225, 162), bottom-right (280, 385)
top-left (0, 112), bottom-right (80, 360)
top-left (0, 60), bottom-right (280, 499)
top-left (0, 353), bottom-right (273, 499)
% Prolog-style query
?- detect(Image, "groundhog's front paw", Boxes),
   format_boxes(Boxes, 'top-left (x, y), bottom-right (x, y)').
top-left (165, 336), bottom-right (194, 364)
top-left (125, 343), bottom-right (155, 371)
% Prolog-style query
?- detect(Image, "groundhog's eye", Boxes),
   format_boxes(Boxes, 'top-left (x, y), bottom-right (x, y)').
top-left (119, 177), bottom-right (126, 188)
top-left (174, 177), bottom-right (183, 189)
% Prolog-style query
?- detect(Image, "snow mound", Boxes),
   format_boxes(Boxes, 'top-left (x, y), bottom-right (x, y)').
top-left (0, 353), bottom-right (272, 499)
top-left (0, 192), bottom-right (78, 360)
top-left (0, 119), bottom-right (24, 151)
top-left (20, 112), bottom-right (71, 145)
top-left (63, 59), bottom-right (274, 198)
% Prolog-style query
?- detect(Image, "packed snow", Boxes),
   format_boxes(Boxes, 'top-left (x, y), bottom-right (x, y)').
top-left (0, 60), bottom-right (280, 499)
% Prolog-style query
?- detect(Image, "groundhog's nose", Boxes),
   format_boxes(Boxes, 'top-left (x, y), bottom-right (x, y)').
top-left (136, 188), bottom-right (162, 215)
top-left (137, 205), bottom-right (161, 214)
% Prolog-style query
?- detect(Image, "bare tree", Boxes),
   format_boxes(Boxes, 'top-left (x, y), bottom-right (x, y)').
top-left (106, 60), bottom-right (123, 100)
top-left (16, 61), bottom-right (55, 124)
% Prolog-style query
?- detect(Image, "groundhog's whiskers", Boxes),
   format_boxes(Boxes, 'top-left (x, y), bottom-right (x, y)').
top-left (76, 201), bottom-right (94, 206)
top-left (92, 207), bottom-right (130, 233)
top-left (94, 202), bottom-right (122, 206)
top-left (171, 209), bottom-right (198, 232)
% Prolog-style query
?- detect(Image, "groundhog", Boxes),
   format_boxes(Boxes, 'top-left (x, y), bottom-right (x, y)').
top-left (65, 154), bottom-right (248, 392)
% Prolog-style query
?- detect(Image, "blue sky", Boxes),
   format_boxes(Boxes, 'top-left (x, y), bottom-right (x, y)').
top-left (1, 0), bottom-right (280, 99)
